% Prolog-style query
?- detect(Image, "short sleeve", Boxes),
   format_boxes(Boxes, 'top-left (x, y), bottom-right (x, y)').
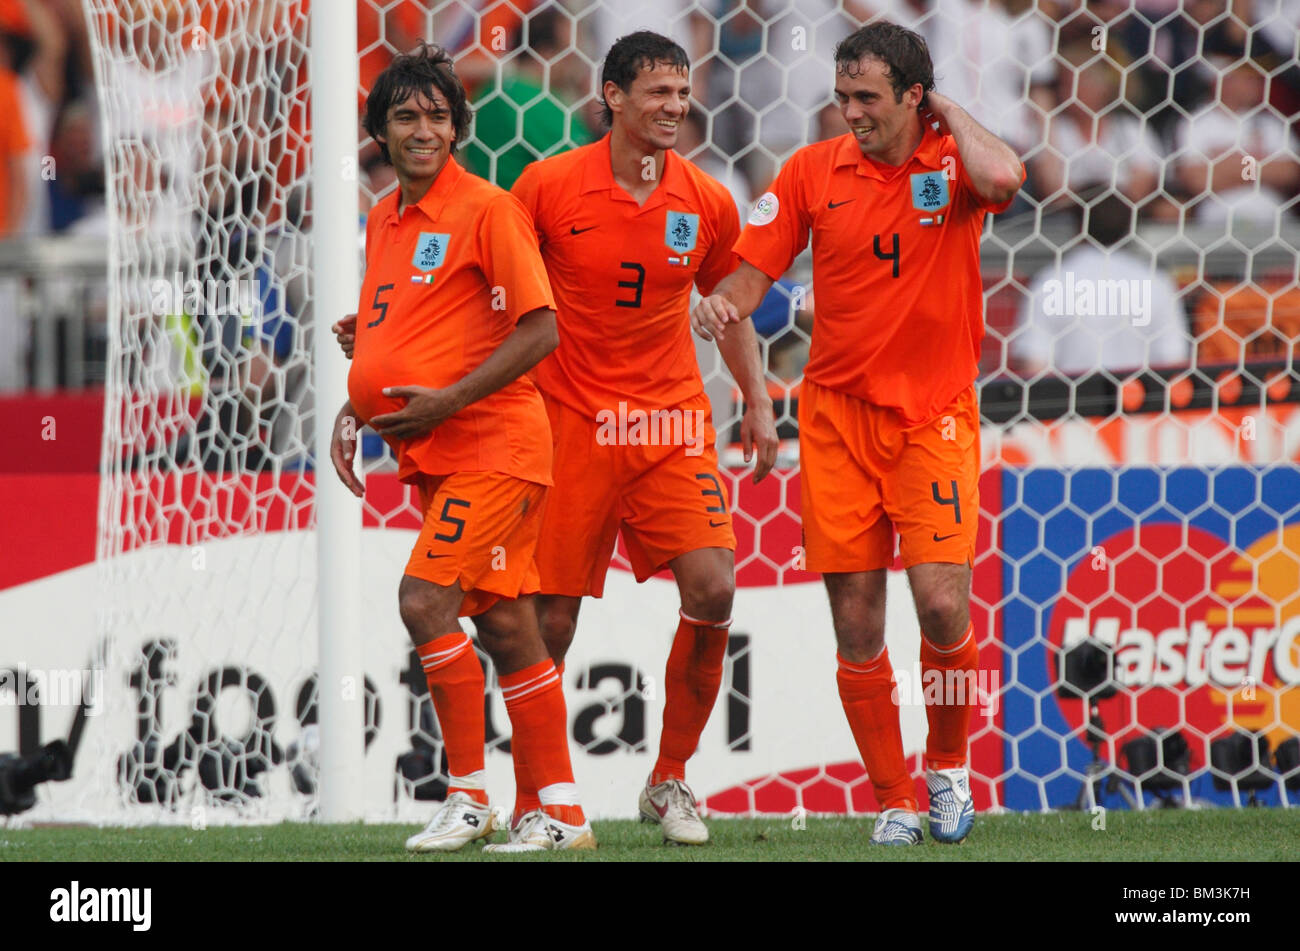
top-left (509, 162), bottom-right (546, 247)
top-left (694, 183), bottom-right (741, 296)
top-left (732, 150), bottom-right (812, 281)
top-left (476, 193), bottom-right (555, 324)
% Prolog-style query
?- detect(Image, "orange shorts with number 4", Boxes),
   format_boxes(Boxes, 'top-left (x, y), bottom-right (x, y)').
top-left (403, 471), bottom-right (547, 617)
top-left (799, 380), bottom-right (980, 573)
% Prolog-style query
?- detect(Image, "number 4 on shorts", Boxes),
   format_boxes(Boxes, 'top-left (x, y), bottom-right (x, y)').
top-left (931, 479), bottom-right (961, 524)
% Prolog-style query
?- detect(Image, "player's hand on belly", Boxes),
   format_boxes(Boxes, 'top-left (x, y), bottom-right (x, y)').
top-left (329, 400), bottom-right (365, 498)
top-left (692, 294), bottom-right (740, 342)
top-left (331, 313), bottom-right (357, 359)
top-left (370, 385), bottom-right (464, 440)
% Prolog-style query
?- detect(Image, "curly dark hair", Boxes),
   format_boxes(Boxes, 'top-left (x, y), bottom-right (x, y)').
top-left (364, 43), bottom-right (473, 161)
top-left (834, 22), bottom-right (934, 104)
top-left (598, 31), bottom-right (689, 127)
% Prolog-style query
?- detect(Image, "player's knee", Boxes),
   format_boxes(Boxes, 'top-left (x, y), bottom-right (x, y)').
top-left (914, 589), bottom-right (968, 642)
top-left (833, 623), bottom-right (885, 663)
top-left (397, 583), bottom-right (453, 641)
top-left (681, 575), bottom-right (734, 624)
top-left (538, 607), bottom-right (576, 660)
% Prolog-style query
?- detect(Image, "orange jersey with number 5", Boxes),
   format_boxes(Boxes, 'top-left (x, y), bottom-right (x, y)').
top-left (348, 159), bottom-right (555, 485)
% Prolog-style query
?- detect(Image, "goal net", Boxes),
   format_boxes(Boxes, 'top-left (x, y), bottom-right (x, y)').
top-left (22, 0), bottom-right (1296, 823)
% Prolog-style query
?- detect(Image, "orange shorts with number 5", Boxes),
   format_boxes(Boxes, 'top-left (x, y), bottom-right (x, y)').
top-left (403, 471), bottom-right (547, 617)
top-left (798, 380), bottom-right (980, 573)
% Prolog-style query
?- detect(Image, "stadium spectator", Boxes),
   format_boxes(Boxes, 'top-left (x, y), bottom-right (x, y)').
top-left (333, 42), bottom-right (592, 854)
top-left (1192, 275), bottom-right (1300, 366)
top-left (1174, 52), bottom-right (1300, 230)
top-left (1030, 42), bottom-right (1169, 217)
top-left (47, 100), bottom-right (106, 234)
top-left (695, 21), bottom-right (1023, 847)
top-left (0, 1), bottom-right (33, 392)
top-left (1010, 193), bottom-right (1191, 377)
top-left (462, 6), bottom-right (596, 189)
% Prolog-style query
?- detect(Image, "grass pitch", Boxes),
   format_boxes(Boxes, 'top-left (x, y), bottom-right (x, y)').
top-left (2, 809), bottom-right (1296, 861)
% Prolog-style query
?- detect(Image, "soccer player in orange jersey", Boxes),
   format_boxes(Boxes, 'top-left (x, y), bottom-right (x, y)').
top-left (693, 23), bottom-right (1023, 845)
top-left (509, 32), bottom-right (778, 846)
top-left (329, 44), bottom-right (592, 853)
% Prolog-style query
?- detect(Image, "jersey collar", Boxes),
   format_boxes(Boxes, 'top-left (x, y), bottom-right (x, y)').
top-left (385, 157), bottom-right (465, 225)
top-left (834, 125), bottom-right (945, 181)
top-left (581, 133), bottom-right (692, 206)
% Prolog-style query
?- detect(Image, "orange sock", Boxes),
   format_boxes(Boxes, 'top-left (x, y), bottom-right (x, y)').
top-left (651, 611), bottom-right (730, 786)
top-left (512, 662), bottom-right (564, 823)
top-left (501, 659), bottom-right (584, 826)
top-left (837, 648), bottom-right (916, 811)
top-left (921, 624), bottom-right (978, 771)
top-left (417, 632), bottom-right (487, 806)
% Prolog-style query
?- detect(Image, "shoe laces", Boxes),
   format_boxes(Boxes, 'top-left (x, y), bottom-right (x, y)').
top-left (666, 780), bottom-right (701, 818)
top-left (512, 809), bottom-right (549, 843)
top-left (426, 792), bottom-right (476, 834)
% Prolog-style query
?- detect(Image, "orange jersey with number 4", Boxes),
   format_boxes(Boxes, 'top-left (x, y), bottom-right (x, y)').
top-left (511, 135), bottom-right (740, 417)
top-left (735, 127), bottom-right (1021, 425)
top-left (349, 159), bottom-right (555, 485)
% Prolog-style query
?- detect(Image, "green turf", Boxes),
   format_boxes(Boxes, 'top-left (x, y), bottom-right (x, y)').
top-left (2, 809), bottom-right (1297, 861)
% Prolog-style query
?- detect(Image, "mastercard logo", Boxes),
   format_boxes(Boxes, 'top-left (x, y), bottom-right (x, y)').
top-left (1047, 522), bottom-right (1300, 753)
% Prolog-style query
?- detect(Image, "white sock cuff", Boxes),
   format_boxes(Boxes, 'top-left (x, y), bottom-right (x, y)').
top-left (448, 770), bottom-right (486, 790)
top-left (679, 608), bottom-right (732, 629)
top-left (538, 782), bottom-right (581, 807)
top-left (923, 625), bottom-right (975, 657)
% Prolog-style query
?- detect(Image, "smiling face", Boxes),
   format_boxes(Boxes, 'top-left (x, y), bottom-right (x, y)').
top-left (377, 89), bottom-right (456, 191)
top-left (834, 56), bottom-right (924, 164)
top-left (606, 61), bottom-right (691, 152)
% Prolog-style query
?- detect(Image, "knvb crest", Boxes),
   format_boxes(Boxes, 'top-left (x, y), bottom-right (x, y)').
top-left (665, 211), bottom-right (699, 253)
top-left (413, 232), bottom-right (450, 272)
top-left (910, 171), bottom-right (949, 212)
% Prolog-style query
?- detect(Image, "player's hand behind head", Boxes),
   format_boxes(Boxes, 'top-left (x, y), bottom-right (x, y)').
top-left (332, 313), bottom-right (358, 359)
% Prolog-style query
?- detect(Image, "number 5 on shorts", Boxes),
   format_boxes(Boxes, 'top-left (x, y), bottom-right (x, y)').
top-left (434, 497), bottom-right (470, 543)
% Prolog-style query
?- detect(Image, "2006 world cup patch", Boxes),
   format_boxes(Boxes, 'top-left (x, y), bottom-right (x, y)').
top-left (748, 192), bottom-right (778, 226)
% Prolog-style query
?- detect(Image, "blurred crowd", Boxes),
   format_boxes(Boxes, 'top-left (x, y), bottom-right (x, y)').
top-left (1, 0), bottom-right (1298, 400)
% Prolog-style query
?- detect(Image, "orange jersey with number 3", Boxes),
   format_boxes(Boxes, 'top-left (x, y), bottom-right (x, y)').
top-left (348, 159), bottom-right (555, 484)
top-left (735, 127), bottom-right (1021, 425)
top-left (511, 135), bottom-right (740, 417)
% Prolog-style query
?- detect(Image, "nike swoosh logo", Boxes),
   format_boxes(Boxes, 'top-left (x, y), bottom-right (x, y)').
top-left (827, 199), bottom-right (854, 209)
top-left (570, 225), bottom-right (597, 235)
top-left (709, 519), bottom-right (728, 528)
top-left (426, 552), bottom-right (450, 559)
top-left (652, 798), bottom-right (669, 818)
top-left (932, 532), bottom-right (961, 542)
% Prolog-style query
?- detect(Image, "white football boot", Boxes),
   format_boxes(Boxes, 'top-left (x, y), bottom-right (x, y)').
top-left (926, 767), bottom-right (975, 843)
top-left (869, 808), bottom-right (923, 845)
top-left (482, 809), bottom-right (597, 853)
top-left (639, 778), bottom-right (710, 845)
top-left (404, 791), bottom-right (495, 852)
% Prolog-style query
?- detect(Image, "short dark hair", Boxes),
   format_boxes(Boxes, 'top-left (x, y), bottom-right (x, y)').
top-left (833, 22), bottom-right (934, 103)
top-left (364, 43), bottom-right (472, 162)
top-left (599, 31), bottom-right (689, 127)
